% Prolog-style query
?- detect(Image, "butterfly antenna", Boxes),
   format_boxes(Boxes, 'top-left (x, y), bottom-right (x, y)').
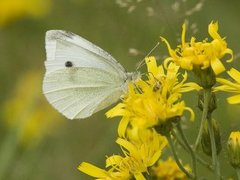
top-left (136, 42), bottom-right (160, 70)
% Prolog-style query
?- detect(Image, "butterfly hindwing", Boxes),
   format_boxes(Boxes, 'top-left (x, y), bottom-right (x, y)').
top-left (43, 68), bottom-right (125, 119)
top-left (43, 30), bottom-right (128, 119)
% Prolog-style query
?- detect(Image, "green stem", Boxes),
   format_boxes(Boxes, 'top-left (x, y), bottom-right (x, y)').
top-left (194, 116), bottom-right (205, 151)
top-left (236, 168), bottom-right (240, 180)
top-left (207, 116), bottom-right (221, 180)
top-left (172, 131), bottom-right (213, 171)
top-left (166, 133), bottom-right (194, 179)
top-left (194, 89), bottom-right (211, 151)
top-left (176, 122), bottom-right (197, 179)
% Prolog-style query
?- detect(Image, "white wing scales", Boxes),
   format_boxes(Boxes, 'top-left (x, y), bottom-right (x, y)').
top-left (45, 30), bottom-right (126, 78)
top-left (43, 30), bottom-right (129, 119)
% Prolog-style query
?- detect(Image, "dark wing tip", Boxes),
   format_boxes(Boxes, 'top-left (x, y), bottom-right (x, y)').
top-left (46, 30), bottom-right (75, 42)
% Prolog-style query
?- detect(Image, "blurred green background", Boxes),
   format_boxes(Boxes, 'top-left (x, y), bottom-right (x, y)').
top-left (0, 0), bottom-right (240, 179)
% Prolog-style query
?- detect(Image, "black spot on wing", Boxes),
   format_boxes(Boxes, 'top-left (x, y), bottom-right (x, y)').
top-left (65, 61), bottom-right (73, 67)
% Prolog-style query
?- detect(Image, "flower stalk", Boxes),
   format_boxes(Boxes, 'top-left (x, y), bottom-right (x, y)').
top-left (194, 89), bottom-right (211, 151)
top-left (207, 114), bottom-right (221, 180)
top-left (201, 88), bottom-right (221, 180)
top-left (176, 120), bottom-right (197, 179)
top-left (166, 132), bottom-right (194, 179)
top-left (172, 130), bottom-right (213, 172)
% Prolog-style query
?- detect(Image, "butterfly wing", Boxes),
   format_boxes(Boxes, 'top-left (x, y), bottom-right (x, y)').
top-left (43, 30), bottom-right (128, 119)
top-left (45, 30), bottom-right (126, 77)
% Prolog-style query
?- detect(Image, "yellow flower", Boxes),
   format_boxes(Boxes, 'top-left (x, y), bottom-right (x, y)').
top-left (106, 57), bottom-right (196, 131)
top-left (161, 21), bottom-right (233, 75)
top-left (2, 70), bottom-right (63, 146)
top-left (79, 128), bottom-right (167, 180)
top-left (116, 128), bottom-right (168, 169)
top-left (228, 131), bottom-right (240, 168)
top-left (78, 162), bottom-right (126, 180)
top-left (152, 157), bottom-right (190, 180)
top-left (0, 0), bottom-right (51, 26)
top-left (216, 68), bottom-right (240, 104)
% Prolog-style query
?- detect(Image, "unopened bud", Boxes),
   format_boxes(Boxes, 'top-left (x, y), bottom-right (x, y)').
top-left (198, 90), bottom-right (217, 113)
top-left (228, 131), bottom-right (240, 168)
top-left (154, 120), bottom-right (173, 136)
top-left (201, 118), bottom-right (222, 156)
top-left (193, 66), bottom-right (216, 89)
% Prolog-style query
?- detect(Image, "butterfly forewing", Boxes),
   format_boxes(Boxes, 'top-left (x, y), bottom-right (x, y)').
top-left (43, 30), bottom-right (129, 119)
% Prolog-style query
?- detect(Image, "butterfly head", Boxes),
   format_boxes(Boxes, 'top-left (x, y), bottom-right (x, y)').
top-left (126, 71), bottom-right (141, 83)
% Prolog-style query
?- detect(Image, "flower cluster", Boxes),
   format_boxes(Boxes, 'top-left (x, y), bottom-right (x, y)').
top-left (78, 128), bottom-right (167, 180)
top-left (78, 21), bottom-right (240, 180)
top-left (107, 56), bottom-right (197, 135)
top-left (161, 21), bottom-right (233, 75)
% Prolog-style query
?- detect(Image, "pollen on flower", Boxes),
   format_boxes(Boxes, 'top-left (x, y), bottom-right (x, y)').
top-left (161, 21), bottom-right (233, 76)
top-left (106, 56), bottom-right (197, 132)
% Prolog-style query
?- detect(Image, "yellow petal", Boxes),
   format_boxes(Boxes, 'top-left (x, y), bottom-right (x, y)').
top-left (184, 107), bottom-right (195, 121)
top-left (179, 57), bottom-right (193, 70)
top-left (134, 173), bottom-right (146, 180)
top-left (208, 21), bottom-right (221, 40)
top-left (180, 82), bottom-right (202, 92)
top-left (228, 68), bottom-right (240, 83)
top-left (118, 117), bottom-right (130, 138)
top-left (106, 155), bottom-right (123, 168)
top-left (148, 150), bottom-right (161, 166)
top-left (106, 103), bottom-right (126, 118)
top-left (116, 138), bottom-right (138, 157)
top-left (160, 37), bottom-right (178, 59)
top-left (227, 94), bottom-right (240, 104)
top-left (224, 48), bottom-right (233, 63)
top-left (181, 23), bottom-right (186, 47)
top-left (216, 77), bottom-right (240, 91)
top-left (78, 162), bottom-right (107, 178)
top-left (145, 56), bottom-right (158, 77)
top-left (163, 57), bottom-right (174, 69)
top-left (210, 58), bottom-right (225, 75)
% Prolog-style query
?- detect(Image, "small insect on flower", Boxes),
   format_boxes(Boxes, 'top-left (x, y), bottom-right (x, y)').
top-left (106, 56), bottom-right (197, 133)
top-left (43, 30), bottom-right (140, 120)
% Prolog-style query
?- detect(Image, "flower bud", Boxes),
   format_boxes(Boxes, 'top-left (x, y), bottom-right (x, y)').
top-left (228, 131), bottom-right (240, 168)
top-left (193, 66), bottom-right (216, 89)
top-left (154, 120), bottom-right (173, 136)
top-left (198, 90), bottom-right (217, 114)
top-left (201, 118), bottom-right (222, 156)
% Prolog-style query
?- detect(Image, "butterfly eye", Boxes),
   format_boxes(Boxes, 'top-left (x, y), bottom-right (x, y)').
top-left (65, 61), bottom-right (73, 67)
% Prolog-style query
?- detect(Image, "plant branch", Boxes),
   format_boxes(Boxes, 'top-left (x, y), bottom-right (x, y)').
top-left (166, 132), bottom-right (194, 179)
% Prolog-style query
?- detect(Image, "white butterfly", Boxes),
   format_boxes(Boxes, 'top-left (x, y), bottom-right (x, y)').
top-left (43, 30), bottom-right (139, 120)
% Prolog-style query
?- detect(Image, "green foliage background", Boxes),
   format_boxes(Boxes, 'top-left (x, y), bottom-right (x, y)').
top-left (1, 0), bottom-right (240, 179)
